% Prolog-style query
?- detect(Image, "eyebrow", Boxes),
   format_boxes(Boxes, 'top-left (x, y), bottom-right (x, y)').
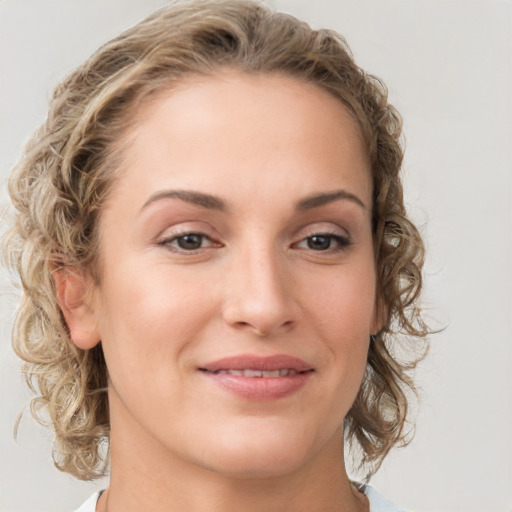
top-left (295, 189), bottom-right (366, 211)
top-left (141, 188), bottom-right (366, 213)
top-left (142, 189), bottom-right (228, 212)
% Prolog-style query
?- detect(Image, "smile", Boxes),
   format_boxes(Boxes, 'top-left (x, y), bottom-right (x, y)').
top-left (207, 369), bottom-right (301, 377)
top-left (200, 354), bottom-right (313, 372)
top-left (199, 354), bottom-right (314, 400)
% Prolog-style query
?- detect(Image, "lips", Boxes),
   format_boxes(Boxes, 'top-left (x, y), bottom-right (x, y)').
top-left (200, 354), bottom-right (313, 373)
top-left (199, 354), bottom-right (314, 400)
top-left (210, 368), bottom-right (299, 377)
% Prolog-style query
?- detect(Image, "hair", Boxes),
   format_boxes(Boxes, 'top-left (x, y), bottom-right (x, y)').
top-left (2, 0), bottom-right (429, 481)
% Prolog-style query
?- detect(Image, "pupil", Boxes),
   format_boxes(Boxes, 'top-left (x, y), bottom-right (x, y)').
top-left (308, 236), bottom-right (331, 250)
top-left (178, 234), bottom-right (202, 250)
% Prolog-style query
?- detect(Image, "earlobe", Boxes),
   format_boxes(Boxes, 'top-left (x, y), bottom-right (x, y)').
top-left (53, 268), bottom-right (101, 350)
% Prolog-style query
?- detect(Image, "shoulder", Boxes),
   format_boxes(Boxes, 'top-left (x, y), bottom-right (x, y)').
top-left (73, 491), bottom-right (102, 512)
top-left (363, 485), bottom-right (410, 512)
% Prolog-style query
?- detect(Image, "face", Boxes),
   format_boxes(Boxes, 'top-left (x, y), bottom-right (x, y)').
top-left (74, 71), bottom-right (379, 478)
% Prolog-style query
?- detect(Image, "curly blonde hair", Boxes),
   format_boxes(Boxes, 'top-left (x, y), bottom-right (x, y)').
top-left (2, 0), bottom-right (428, 481)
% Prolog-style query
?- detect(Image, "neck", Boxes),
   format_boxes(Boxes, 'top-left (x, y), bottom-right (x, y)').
top-left (99, 440), bottom-right (365, 512)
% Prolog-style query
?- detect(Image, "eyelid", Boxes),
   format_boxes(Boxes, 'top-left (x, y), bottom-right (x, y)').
top-left (156, 225), bottom-right (222, 253)
top-left (294, 221), bottom-right (350, 240)
top-left (294, 232), bottom-right (351, 250)
top-left (291, 222), bottom-right (353, 252)
top-left (156, 220), bottom-right (217, 241)
top-left (155, 222), bottom-right (353, 254)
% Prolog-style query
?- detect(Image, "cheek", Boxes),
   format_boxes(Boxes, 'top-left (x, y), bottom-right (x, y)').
top-left (301, 260), bottom-right (375, 386)
top-left (94, 271), bottom-right (215, 417)
top-left (304, 262), bottom-right (377, 331)
top-left (95, 265), bottom-right (216, 373)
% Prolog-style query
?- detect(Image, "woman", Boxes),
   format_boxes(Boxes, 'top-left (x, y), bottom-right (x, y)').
top-left (3, 1), bottom-right (428, 511)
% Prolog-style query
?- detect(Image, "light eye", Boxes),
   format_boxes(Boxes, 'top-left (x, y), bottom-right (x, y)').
top-left (307, 235), bottom-right (334, 251)
top-left (174, 233), bottom-right (205, 250)
top-left (297, 233), bottom-right (351, 252)
top-left (159, 232), bottom-right (215, 252)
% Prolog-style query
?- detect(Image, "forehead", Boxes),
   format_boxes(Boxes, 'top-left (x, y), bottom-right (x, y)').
top-left (109, 70), bottom-right (371, 210)
top-left (125, 70), bottom-right (367, 148)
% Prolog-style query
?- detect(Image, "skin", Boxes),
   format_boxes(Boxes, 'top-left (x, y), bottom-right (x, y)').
top-left (59, 71), bottom-right (378, 512)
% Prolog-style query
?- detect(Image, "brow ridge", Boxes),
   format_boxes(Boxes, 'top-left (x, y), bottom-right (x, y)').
top-left (141, 188), bottom-right (365, 213)
top-left (142, 189), bottom-right (227, 211)
top-left (295, 189), bottom-right (366, 211)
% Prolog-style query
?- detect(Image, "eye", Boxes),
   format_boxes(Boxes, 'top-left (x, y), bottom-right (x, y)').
top-left (296, 233), bottom-right (351, 252)
top-left (158, 232), bottom-right (218, 252)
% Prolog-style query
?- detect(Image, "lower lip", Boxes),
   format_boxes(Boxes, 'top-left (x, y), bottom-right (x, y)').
top-left (201, 371), bottom-right (313, 401)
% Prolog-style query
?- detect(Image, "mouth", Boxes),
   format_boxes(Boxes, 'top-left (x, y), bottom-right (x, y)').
top-left (203, 368), bottom-right (304, 377)
top-left (199, 354), bottom-right (314, 373)
top-left (199, 354), bottom-right (314, 400)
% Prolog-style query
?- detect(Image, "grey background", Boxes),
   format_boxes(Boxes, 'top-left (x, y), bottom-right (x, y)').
top-left (1, 1), bottom-right (511, 511)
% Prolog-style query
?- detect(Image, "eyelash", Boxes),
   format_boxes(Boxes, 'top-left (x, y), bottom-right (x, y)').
top-left (157, 232), bottom-right (218, 253)
top-left (294, 232), bottom-right (352, 253)
top-left (157, 231), bottom-right (352, 254)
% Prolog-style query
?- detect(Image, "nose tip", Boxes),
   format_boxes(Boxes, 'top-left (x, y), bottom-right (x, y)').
top-left (221, 253), bottom-right (298, 337)
top-left (224, 310), bottom-right (295, 337)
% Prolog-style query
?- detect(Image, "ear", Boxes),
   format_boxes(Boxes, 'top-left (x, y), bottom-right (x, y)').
top-left (53, 268), bottom-right (101, 350)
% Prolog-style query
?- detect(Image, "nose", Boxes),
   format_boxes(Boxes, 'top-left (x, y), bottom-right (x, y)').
top-left (222, 246), bottom-right (298, 337)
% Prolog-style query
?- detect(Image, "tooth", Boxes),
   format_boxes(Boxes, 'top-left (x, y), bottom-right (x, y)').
top-left (214, 368), bottom-right (301, 378)
top-left (243, 369), bottom-right (263, 377)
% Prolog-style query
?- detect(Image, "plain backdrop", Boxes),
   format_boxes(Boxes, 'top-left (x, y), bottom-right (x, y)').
top-left (1, 1), bottom-right (511, 511)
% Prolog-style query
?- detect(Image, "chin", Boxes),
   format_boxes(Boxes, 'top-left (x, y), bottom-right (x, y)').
top-left (187, 418), bottom-right (330, 479)
top-left (200, 450), bottom-right (310, 480)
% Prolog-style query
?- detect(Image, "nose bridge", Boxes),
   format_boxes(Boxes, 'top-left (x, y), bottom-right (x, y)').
top-left (222, 238), bottom-right (296, 336)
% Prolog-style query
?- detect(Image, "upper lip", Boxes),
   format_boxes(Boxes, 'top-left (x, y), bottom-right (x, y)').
top-left (200, 354), bottom-right (314, 373)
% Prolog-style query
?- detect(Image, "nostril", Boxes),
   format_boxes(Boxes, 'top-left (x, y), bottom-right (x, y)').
top-left (221, 283), bottom-right (298, 336)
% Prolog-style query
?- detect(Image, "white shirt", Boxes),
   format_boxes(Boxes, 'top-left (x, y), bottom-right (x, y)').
top-left (73, 486), bottom-right (408, 512)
